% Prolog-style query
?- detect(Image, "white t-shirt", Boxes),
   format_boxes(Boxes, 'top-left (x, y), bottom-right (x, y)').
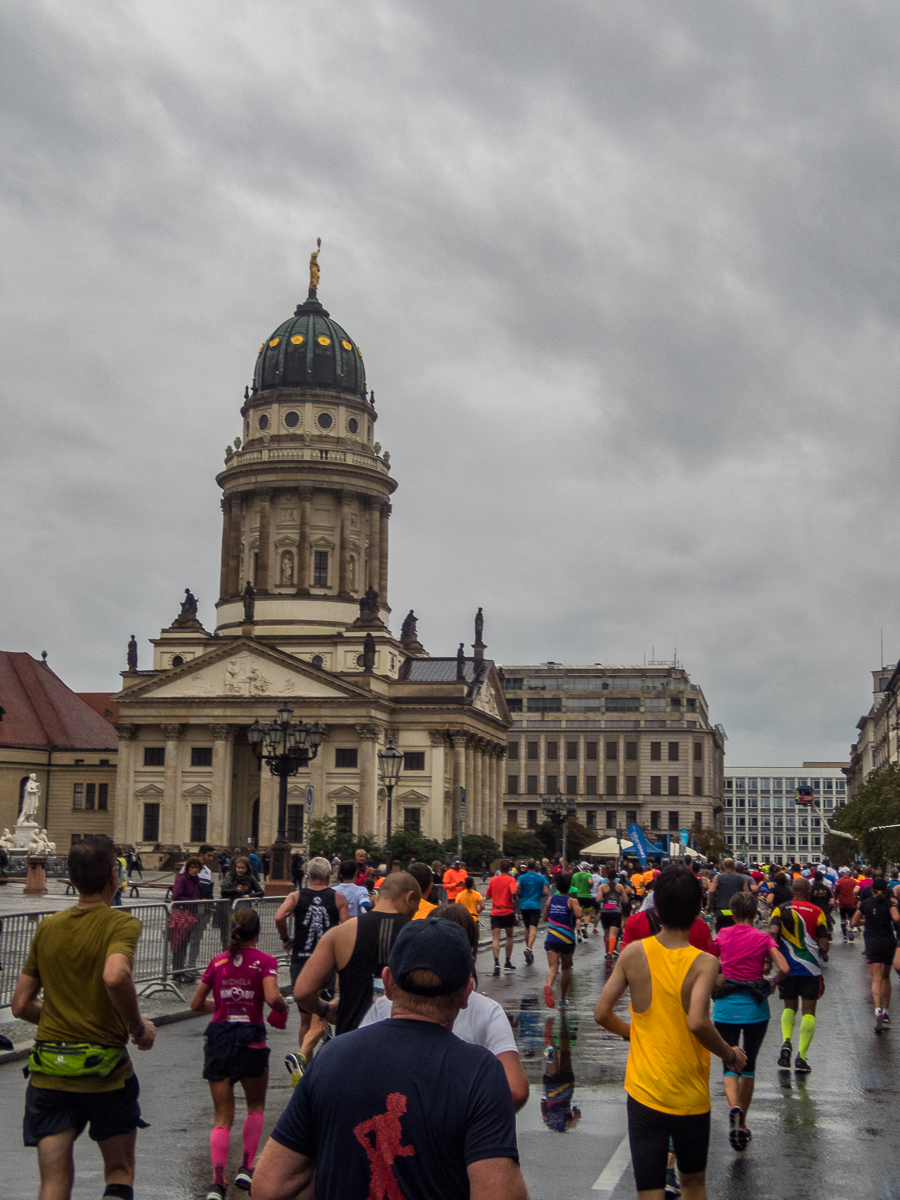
top-left (590, 872), bottom-right (603, 899)
top-left (335, 881), bottom-right (371, 919)
top-left (359, 990), bottom-right (517, 1057)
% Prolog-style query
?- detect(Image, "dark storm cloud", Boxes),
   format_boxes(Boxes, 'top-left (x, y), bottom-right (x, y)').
top-left (2, 0), bottom-right (900, 761)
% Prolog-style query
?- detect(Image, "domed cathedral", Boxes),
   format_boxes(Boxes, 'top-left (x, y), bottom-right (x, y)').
top-left (112, 248), bottom-right (511, 865)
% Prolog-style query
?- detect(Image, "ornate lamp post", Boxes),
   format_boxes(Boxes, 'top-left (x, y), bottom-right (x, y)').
top-left (377, 743), bottom-right (403, 870)
top-left (616, 823), bottom-right (624, 868)
top-left (248, 705), bottom-right (324, 894)
top-left (541, 789), bottom-right (577, 866)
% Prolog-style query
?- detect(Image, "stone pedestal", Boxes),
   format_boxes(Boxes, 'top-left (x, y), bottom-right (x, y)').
top-left (264, 840), bottom-right (294, 897)
top-left (24, 856), bottom-right (48, 897)
top-left (14, 821), bottom-right (38, 851)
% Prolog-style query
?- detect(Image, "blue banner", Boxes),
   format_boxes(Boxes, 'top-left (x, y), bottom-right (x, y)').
top-left (680, 828), bottom-right (690, 847)
top-left (626, 823), bottom-right (649, 869)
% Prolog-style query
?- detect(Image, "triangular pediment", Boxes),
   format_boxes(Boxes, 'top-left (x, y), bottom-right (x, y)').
top-left (328, 785), bottom-right (359, 800)
top-left (471, 668), bottom-right (507, 721)
top-left (398, 789), bottom-right (429, 803)
top-left (116, 639), bottom-right (372, 702)
top-left (134, 784), bottom-right (164, 799)
top-left (182, 784), bottom-right (212, 799)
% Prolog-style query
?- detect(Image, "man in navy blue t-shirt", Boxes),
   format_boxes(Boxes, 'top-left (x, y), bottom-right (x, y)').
top-left (253, 919), bottom-right (525, 1200)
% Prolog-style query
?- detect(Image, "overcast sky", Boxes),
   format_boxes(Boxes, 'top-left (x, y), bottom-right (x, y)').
top-left (3, 1), bottom-right (900, 764)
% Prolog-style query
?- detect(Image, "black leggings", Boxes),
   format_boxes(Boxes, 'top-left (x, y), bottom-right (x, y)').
top-left (714, 1019), bottom-right (769, 1077)
top-left (626, 1095), bottom-right (710, 1191)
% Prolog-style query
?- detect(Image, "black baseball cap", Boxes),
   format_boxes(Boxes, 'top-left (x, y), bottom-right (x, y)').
top-left (389, 918), bottom-right (473, 996)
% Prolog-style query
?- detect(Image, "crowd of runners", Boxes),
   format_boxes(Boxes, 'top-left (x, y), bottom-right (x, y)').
top-left (8, 833), bottom-right (900, 1200)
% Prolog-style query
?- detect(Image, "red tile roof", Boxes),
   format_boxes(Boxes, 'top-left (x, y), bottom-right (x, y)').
top-left (0, 653), bottom-right (118, 751)
top-left (76, 694), bottom-right (120, 725)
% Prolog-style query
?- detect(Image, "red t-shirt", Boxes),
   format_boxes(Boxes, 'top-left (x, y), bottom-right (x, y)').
top-left (486, 874), bottom-right (518, 916)
top-left (786, 898), bottom-right (826, 940)
top-left (621, 912), bottom-right (718, 956)
top-left (835, 877), bottom-right (857, 907)
top-left (202, 947), bottom-right (278, 1025)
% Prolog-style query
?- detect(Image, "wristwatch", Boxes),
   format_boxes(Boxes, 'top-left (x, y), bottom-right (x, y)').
top-left (132, 1022), bottom-right (146, 1041)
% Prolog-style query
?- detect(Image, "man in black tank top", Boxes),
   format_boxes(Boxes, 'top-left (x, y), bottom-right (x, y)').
top-left (294, 871), bottom-right (420, 1038)
top-left (276, 857), bottom-right (348, 1081)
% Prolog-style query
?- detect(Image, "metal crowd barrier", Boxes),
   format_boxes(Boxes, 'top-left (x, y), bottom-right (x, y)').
top-left (0, 897), bottom-right (292, 1009)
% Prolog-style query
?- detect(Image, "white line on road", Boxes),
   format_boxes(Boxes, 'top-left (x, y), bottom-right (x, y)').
top-left (591, 1134), bottom-right (631, 1193)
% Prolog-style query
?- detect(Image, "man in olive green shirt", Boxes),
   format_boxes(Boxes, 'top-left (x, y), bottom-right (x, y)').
top-left (12, 834), bottom-right (157, 1200)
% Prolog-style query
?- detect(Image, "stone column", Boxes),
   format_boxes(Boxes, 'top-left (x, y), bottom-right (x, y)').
top-left (366, 498), bottom-right (380, 594)
top-left (472, 741), bottom-right (483, 835)
top-left (495, 747), bottom-right (506, 843)
top-left (338, 490), bottom-right (353, 597)
top-left (114, 725), bottom-right (138, 845)
top-left (296, 487), bottom-right (312, 593)
top-left (465, 737), bottom-right (475, 843)
top-left (160, 725), bottom-right (183, 846)
top-left (428, 732), bottom-right (446, 842)
top-left (356, 724), bottom-right (380, 838)
top-left (309, 726), bottom-right (330, 832)
top-left (258, 771), bottom-right (279, 848)
top-left (256, 489), bottom-right (273, 591)
top-left (209, 725), bottom-right (235, 847)
top-left (450, 732), bottom-right (467, 836)
top-left (219, 498), bottom-right (232, 600)
top-left (378, 502), bottom-right (391, 606)
top-left (228, 495), bottom-right (243, 595)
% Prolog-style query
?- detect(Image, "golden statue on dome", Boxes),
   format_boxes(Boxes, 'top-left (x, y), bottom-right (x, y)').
top-left (309, 237), bottom-right (322, 290)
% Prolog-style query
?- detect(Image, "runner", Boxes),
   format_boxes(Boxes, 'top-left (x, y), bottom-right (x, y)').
top-left (588, 864), bottom-right (605, 936)
top-left (486, 859), bottom-right (519, 976)
top-left (334, 859), bottom-right (373, 919)
top-left (514, 860), bottom-right (547, 965)
top-left (598, 865), bottom-right (628, 963)
top-left (570, 862), bottom-right (594, 942)
top-left (712, 891), bottom-right (788, 1150)
top-left (442, 858), bottom-right (468, 902)
top-left (835, 867), bottom-right (858, 942)
top-left (542, 872), bottom-right (582, 1008)
top-left (707, 858), bottom-right (749, 932)
top-left (810, 871), bottom-right (835, 934)
top-left (769, 876), bottom-right (830, 1072)
top-left (852, 876), bottom-right (900, 1032)
top-left (190, 907), bottom-right (288, 1198)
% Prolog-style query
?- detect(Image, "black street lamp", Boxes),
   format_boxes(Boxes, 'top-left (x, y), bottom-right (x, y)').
top-left (248, 706), bottom-right (324, 893)
top-left (616, 824), bottom-right (624, 867)
top-left (541, 790), bottom-right (577, 865)
top-left (377, 743), bottom-right (403, 870)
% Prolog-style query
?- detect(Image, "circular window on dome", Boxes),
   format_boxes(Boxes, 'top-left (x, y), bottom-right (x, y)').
top-left (317, 412), bottom-right (333, 430)
top-left (258, 414), bottom-right (269, 431)
top-left (311, 655), bottom-right (324, 668)
top-left (317, 335), bottom-right (331, 347)
top-left (348, 417), bottom-right (359, 435)
top-left (341, 339), bottom-right (352, 350)
top-left (290, 334), bottom-right (304, 345)
top-left (171, 655), bottom-right (184, 667)
top-left (284, 411), bottom-right (300, 429)
top-left (356, 654), bottom-right (365, 668)
top-left (269, 337), bottom-right (281, 347)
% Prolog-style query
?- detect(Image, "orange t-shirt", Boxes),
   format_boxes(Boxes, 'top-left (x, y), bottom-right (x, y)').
top-left (486, 874), bottom-right (518, 916)
top-left (456, 889), bottom-right (483, 918)
top-left (442, 868), bottom-right (468, 900)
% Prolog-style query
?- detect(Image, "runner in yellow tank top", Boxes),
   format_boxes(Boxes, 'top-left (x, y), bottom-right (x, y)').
top-left (594, 866), bottom-right (745, 1200)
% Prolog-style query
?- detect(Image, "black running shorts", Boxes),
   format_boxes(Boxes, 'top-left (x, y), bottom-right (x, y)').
top-left (626, 1095), bottom-right (710, 1191)
top-left (203, 1023), bottom-right (270, 1084)
top-left (520, 909), bottom-right (540, 927)
top-left (490, 913), bottom-right (515, 929)
top-left (23, 1073), bottom-right (145, 1147)
top-left (778, 975), bottom-right (825, 1002)
top-left (600, 911), bottom-right (622, 930)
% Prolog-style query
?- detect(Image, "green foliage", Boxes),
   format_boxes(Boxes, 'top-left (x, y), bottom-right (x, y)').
top-left (388, 824), bottom-right (445, 867)
top-left (827, 765), bottom-right (900, 868)
top-left (442, 834), bottom-right (501, 866)
top-left (309, 816), bottom-right (382, 863)
top-left (502, 825), bottom-right (547, 862)
top-left (690, 823), bottom-right (729, 863)
top-left (563, 817), bottom-right (596, 860)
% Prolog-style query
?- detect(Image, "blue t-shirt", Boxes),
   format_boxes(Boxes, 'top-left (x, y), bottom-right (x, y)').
top-left (517, 871), bottom-right (546, 910)
top-left (272, 1019), bottom-right (518, 1200)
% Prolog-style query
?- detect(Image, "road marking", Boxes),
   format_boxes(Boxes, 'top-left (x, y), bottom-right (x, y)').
top-left (592, 1134), bottom-right (631, 1193)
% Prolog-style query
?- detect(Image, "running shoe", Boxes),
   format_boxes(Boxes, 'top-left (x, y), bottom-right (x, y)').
top-left (741, 1119), bottom-right (752, 1143)
top-left (875, 1009), bottom-right (884, 1034)
top-left (492, 963), bottom-right (501, 977)
top-left (728, 1105), bottom-right (748, 1151)
top-left (777, 1039), bottom-right (792, 1068)
top-left (794, 1055), bottom-right (811, 1074)
top-left (234, 1165), bottom-right (253, 1191)
top-left (524, 949), bottom-right (534, 966)
top-left (504, 961), bottom-right (516, 973)
top-left (206, 1186), bottom-right (227, 1200)
top-left (543, 984), bottom-right (555, 1008)
top-left (284, 1052), bottom-right (306, 1088)
top-left (592, 926), bottom-right (600, 935)
top-left (664, 1166), bottom-right (681, 1196)
top-left (882, 1011), bottom-right (891, 1026)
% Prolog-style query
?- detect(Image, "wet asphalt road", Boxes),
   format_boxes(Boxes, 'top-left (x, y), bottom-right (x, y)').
top-left (1, 927), bottom-right (897, 1199)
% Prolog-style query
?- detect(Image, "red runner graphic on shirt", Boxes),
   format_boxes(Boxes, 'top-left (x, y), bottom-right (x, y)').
top-left (353, 1093), bottom-right (415, 1200)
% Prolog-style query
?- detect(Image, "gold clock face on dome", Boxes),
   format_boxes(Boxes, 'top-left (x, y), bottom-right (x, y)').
top-left (290, 335), bottom-right (304, 345)
top-left (317, 335), bottom-right (331, 346)
top-left (341, 340), bottom-right (352, 350)
top-left (269, 337), bottom-right (280, 347)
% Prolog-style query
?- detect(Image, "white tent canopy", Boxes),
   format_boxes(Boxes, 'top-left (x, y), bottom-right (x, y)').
top-left (580, 837), bottom-right (634, 857)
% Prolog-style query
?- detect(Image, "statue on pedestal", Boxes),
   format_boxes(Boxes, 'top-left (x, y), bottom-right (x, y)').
top-left (17, 774), bottom-right (40, 826)
top-left (362, 632), bottom-right (376, 672)
top-left (127, 635), bottom-right (138, 671)
top-left (0, 828), bottom-right (14, 851)
top-left (243, 580), bottom-right (256, 622)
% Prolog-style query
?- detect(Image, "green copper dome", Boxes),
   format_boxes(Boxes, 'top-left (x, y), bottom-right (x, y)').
top-left (252, 290), bottom-right (367, 398)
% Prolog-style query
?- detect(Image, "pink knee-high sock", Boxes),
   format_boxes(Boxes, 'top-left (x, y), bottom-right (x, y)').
top-left (242, 1112), bottom-right (264, 1169)
top-left (210, 1125), bottom-right (231, 1186)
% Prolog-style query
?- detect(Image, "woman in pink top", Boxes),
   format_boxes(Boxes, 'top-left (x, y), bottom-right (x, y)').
top-left (191, 907), bottom-right (287, 1200)
top-left (712, 891), bottom-right (789, 1151)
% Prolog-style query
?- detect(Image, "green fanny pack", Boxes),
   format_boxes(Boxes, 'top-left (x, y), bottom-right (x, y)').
top-left (28, 1042), bottom-right (127, 1078)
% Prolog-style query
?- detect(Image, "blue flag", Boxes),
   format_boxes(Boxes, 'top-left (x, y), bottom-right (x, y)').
top-left (626, 823), bottom-right (649, 869)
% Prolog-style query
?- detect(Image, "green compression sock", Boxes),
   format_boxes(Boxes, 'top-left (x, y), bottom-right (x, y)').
top-left (798, 1013), bottom-right (816, 1058)
top-left (781, 1007), bottom-right (797, 1041)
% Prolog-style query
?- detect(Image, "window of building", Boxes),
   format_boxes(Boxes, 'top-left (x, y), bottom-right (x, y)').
top-left (670, 697), bottom-right (681, 709)
top-left (693, 743), bottom-right (702, 761)
top-left (507, 775), bottom-right (519, 795)
top-left (191, 747), bottom-right (213, 767)
top-left (335, 748), bottom-right (358, 768)
top-left (644, 698), bottom-right (667, 710)
top-left (336, 805), bottom-right (354, 833)
top-left (287, 805), bottom-right (303, 842)
top-left (668, 811), bottom-right (680, 830)
top-left (190, 804), bottom-right (208, 843)
top-left (85, 783), bottom-right (96, 810)
top-left (99, 758), bottom-right (110, 766)
top-left (566, 699), bottom-right (604, 711)
top-left (586, 741), bottom-right (598, 760)
top-left (694, 777), bottom-right (702, 796)
top-left (527, 697), bottom-right (563, 712)
top-left (74, 758), bottom-right (84, 766)
top-left (566, 741), bottom-right (578, 760)
top-left (687, 697), bottom-right (696, 712)
top-left (546, 741), bottom-right (559, 761)
top-left (626, 775), bottom-right (638, 795)
top-left (668, 742), bottom-right (680, 761)
top-left (586, 775), bottom-right (598, 795)
top-left (606, 741), bottom-right (618, 760)
top-left (626, 741), bottom-right (637, 760)
top-left (403, 752), bottom-right (425, 771)
top-left (585, 810), bottom-right (596, 828)
top-left (403, 808), bottom-right (421, 830)
top-left (626, 809), bottom-right (637, 823)
top-left (606, 776), bottom-right (618, 796)
top-left (650, 776), bottom-right (662, 795)
top-left (546, 775), bottom-right (558, 793)
top-left (503, 678), bottom-right (524, 690)
top-left (507, 809), bottom-right (518, 825)
top-left (566, 775), bottom-right (577, 794)
top-left (98, 784), bottom-right (108, 811)
top-left (527, 809), bottom-right (538, 829)
top-left (313, 551), bottom-right (329, 587)
top-left (650, 742), bottom-right (662, 761)
top-left (668, 777), bottom-right (679, 796)
top-left (142, 803), bottom-right (160, 843)
top-left (527, 741), bottom-right (539, 760)
top-left (507, 742), bottom-right (519, 759)
top-left (506, 698), bottom-right (522, 712)
top-left (606, 810), bottom-right (617, 829)
top-left (144, 747), bottom-right (165, 767)
top-left (72, 783), bottom-right (84, 810)
top-left (527, 776), bottom-right (538, 795)
top-left (694, 811), bottom-right (702, 828)
top-left (606, 698), bottom-right (640, 712)
top-left (650, 811), bottom-right (660, 830)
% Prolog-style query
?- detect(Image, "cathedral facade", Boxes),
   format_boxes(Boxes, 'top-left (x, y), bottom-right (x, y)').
top-left (112, 270), bottom-right (511, 856)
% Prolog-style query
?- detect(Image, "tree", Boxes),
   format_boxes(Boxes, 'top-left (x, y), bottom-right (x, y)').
top-left (827, 766), bottom-right (900, 867)
top-left (502, 826), bottom-right (547, 862)
top-left (388, 823), bottom-right (445, 867)
top-left (689, 822), bottom-right (729, 864)
top-left (309, 816), bottom-right (381, 863)
top-left (442, 834), bottom-right (501, 867)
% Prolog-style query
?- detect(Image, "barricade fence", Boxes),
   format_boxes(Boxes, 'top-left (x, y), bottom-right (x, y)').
top-left (0, 897), bottom-right (291, 1009)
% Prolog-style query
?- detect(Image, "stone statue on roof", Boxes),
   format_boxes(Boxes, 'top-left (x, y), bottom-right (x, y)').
top-left (401, 610), bottom-right (417, 642)
top-left (243, 580), bottom-right (256, 623)
top-left (127, 635), bottom-right (138, 672)
top-left (360, 587), bottom-right (379, 617)
top-left (309, 237), bottom-right (322, 290)
top-left (362, 632), bottom-right (376, 672)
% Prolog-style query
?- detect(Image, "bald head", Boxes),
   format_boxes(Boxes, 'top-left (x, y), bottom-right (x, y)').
top-left (791, 876), bottom-right (811, 899)
top-left (722, 858), bottom-right (735, 871)
top-left (378, 871), bottom-right (421, 914)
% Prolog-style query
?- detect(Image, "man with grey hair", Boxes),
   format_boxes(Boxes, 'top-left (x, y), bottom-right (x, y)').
top-left (276, 856), bottom-right (349, 1085)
